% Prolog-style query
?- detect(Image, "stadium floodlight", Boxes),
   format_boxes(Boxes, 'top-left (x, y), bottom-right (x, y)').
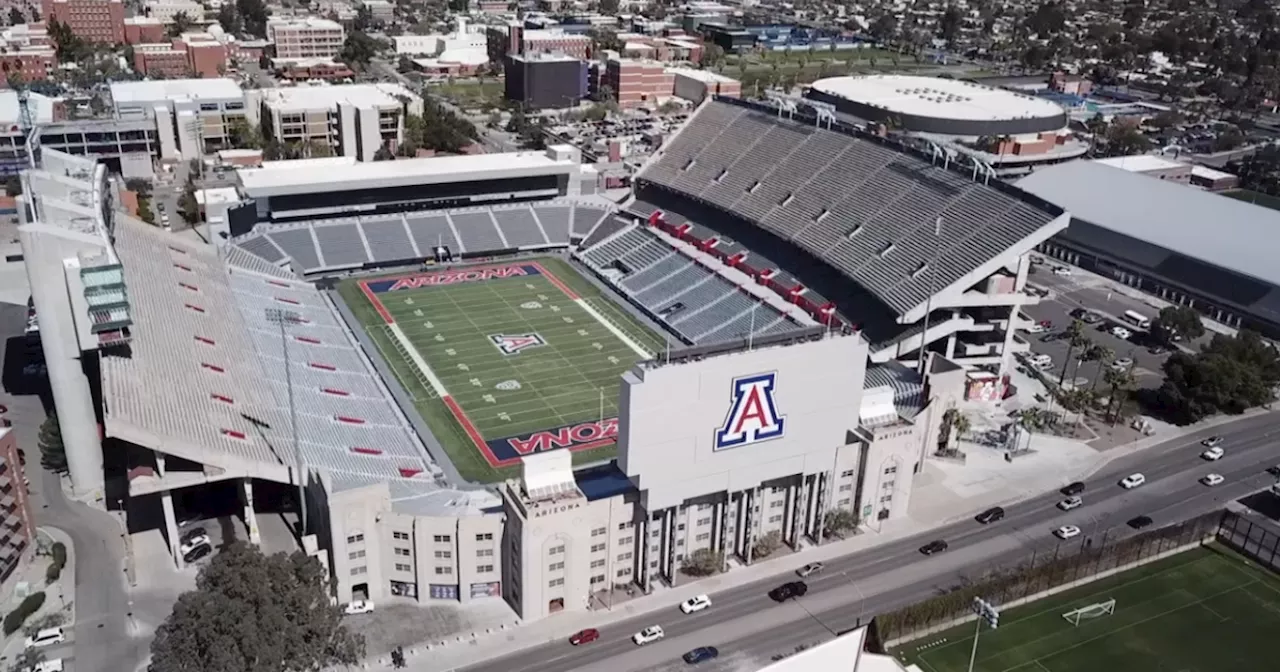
top-left (966, 597), bottom-right (1001, 672)
top-left (265, 307), bottom-right (308, 534)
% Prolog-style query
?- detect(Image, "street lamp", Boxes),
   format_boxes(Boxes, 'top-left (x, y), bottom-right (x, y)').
top-left (265, 307), bottom-right (307, 534)
top-left (967, 597), bottom-right (1001, 672)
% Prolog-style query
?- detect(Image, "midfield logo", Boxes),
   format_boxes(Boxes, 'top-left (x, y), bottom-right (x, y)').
top-left (714, 372), bottom-right (786, 451)
top-left (490, 333), bottom-right (546, 356)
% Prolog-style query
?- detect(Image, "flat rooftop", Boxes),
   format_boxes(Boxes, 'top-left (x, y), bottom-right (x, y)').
top-left (1093, 155), bottom-right (1186, 172)
top-left (665, 66), bottom-right (738, 84)
top-left (110, 78), bottom-right (244, 104)
top-left (259, 83), bottom-right (416, 111)
top-left (811, 75), bottom-right (1066, 122)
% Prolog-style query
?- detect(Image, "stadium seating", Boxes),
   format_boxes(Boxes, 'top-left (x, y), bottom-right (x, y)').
top-left (232, 202), bottom-right (612, 275)
top-left (575, 223), bottom-right (800, 344)
top-left (639, 99), bottom-right (1059, 315)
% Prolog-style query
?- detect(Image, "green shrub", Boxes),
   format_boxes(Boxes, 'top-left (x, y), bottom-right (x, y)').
top-left (4, 591), bottom-right (45, 635)
top-left (45, 542), bottom-right (66, 584)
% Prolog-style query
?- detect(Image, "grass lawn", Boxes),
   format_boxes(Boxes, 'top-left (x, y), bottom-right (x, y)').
top-left (1223, 189), bottom-right (1280, 211)
top-left (337, 257), bottom-right (666, 484)
top-left (892, 545), bottom-right (1280, 672)
top-left (429, 79), bottom-right (505, 109)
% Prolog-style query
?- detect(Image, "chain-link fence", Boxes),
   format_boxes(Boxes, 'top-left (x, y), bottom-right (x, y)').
top-left (876, 509), bottom-right (1222, 645)
top-left (1217, 510), bottom-right (1280, 572)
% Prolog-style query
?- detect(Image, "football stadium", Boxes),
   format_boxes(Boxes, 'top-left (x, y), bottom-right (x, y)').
top-left (17, 94), bottom-right (1068, 620)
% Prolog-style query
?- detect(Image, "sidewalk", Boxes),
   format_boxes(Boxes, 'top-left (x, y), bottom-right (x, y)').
top-left (352, 407), bottom-right (1277, 672)
top-left (0, 527), bottom-right (77, 661)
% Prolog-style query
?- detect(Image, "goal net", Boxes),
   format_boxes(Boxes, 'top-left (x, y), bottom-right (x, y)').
top-left (1062, 599), bottom-right (1116, 626)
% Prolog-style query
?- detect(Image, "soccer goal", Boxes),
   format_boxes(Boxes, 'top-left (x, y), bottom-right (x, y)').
top-left (1062, 598), bottom-right (1117, 626)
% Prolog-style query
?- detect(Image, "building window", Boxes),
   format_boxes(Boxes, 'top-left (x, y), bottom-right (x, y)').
top-left (839, 484), bottom-right (853, 492)
top-left (476, 533), bottom-right (493, 541)
top-left (348, 550), bottom-right (365, 560)
top-left (346, 533), bottom-right (364, 544)
top-left (883, 480), bottom-right (895, 490)
top-left (477, 564), bottom-right (494, 573)
top-left (350, 566), bottom-right (367, 576)
top-left (696, 533), bottom-right (710, 542)
top-left (548, 562), bottom-right (564, 571)
top-left (771, 500), bottom-right (784, 508)
top-left (880, 494), bottom-right (893, 503)
top-left (591, 575), bottom-right (605, 584)
top-left (393, 531), bottom-right (410, 541)
top-left (435, 566), bottom-right (453, 575)
top-left (549, 545), bottom-right (565, 555)
top-left (884, 466), bottom-right (897, 475)
top-left (677, 523), bottom-right (686, 531)
top-left (395, 563), bottom-right (411, 572)
top-left (549, 578), bottom-right (565, 587)
top-left (618, 552), bottom-right (633, 561)
top-left (841, 469), bottom-right (856, 477)
top-left (590, 543), bottom-right (606, 553)
top-left (396, 548), bottom-right (412, 557)
top-left (477, 549), bottom-right (493, 557)
top-left (618, 536), bottom-right (632, 545)
top-left (433, 550), bottom-right (450, 559)
top-left (591, 527), bottom-right (606, 537)
top-left (591, 559), bottom-right (606, 568)
top-left (617, 568), bottom-right (632, 578)
top-left (768, 515), bottom-right (783, 523)
top-left (434, 534), bottom-right (452, 543)
top-left (697, 517), bottom-right (711, 526)
top-left (617, 522), bottom-right (630, 530)
top-left (838, 498), bottom-right (851, 506)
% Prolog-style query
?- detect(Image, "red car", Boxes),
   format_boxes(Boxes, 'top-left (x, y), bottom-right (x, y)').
top-left (569, 628), bottom-right (600, 646)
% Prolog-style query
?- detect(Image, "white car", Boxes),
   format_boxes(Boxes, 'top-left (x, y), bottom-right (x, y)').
top-left (179, 537), bottom-right (211, 556)
top-left (343, 600), bottom-right (375, 615)
top-left (1120, 473), bottom-right (1146, 489)
top-left (1111, 326), bottom-right (1133, 340)
top-left (1058, 496), bottom-right (1083, 511)
top-left (1201, 447), bottom-right (1225, 461)
top-left (680, 594), bottom-right (712, 614)
top-left (1201, 473), bottom-right (1225, 487)
top-left (34, 660), bottom-right (64, 672)
top-left (632, 625), bottom-right (665, 645)
top-left (25, 627), bottom-right (65, 649)
top-left (1111, 357), bottom-right (1134, 371)
top-left (1052, 266), bottom-right (1072, 276)
top-left (1055, 525), bottom-right (1082, 540)
top-left (1025, 323), bottom-right (1046, 334)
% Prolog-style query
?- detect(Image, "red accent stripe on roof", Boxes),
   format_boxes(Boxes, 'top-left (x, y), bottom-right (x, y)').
top-left (184, 304), bottom-right (205, 313)
top-left (268, 279), bottom-right (290, 287)
top-left (173, 263), bottom-right (192, 272)
top-left (295, 336), bottom-right (321, 344)
top-left (169, 246), bottom-right (187, 255)
top-left (201, 363), bottom-right (225, 373)
top-left (335, 416), bottom-right (366, 425)
top-left (309, 362), bottom-right (336, 371)
top-left (276, 297), bottom-right (300, 305)
top-left (194, 336), bottom-right (216, 346)
top-left (179, 282), bottom-right (199, 292)
top-left (321, 388), bottom-right (349, 396)
top-left (350, 447), bottom-right (382, 455)
top-left (221, 429), bottom-right (246, 440)
top-left (398, 467), bottom-right (423, 478)
top-left (211, 394), bottom-right (234, 404)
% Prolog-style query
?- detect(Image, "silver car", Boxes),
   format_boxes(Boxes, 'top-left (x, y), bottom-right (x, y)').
top-left (796, 562), bottom-right (824, 578)
top-left (1058, 496), bottom-right (1083, 511)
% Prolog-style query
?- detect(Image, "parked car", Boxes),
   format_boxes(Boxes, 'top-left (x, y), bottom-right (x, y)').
top-left (680, 594), bottom-right (712, 614)
top-left (1120, 473), bottom-right (1146, 489)
top-left (1058, 496), bottom-right (1083, 511)
top-left (632, 626), bottom-right (665, 646)
top-left (183, 543), bottom-right (212, 563)
top-left (1052, 266), bottom-right (1072, 276)
top-left (1267, 465), bottom-right (1280, 477)
top-left (1201, 473), bottom-right (1225, 487)
top-left (683, 646), bottom-right (720, 664)
top-left (569, 628), bottom-right (600, 646)
top-left (1055, 525), bottom-right (1081, 540)
top-left (25, 627), bottom-right (66, 649)
top-left (1201, 436), bottom-right (1224, 448)
top-left (1061, 482), bottom-right (1086, 496)
top-left (1080, 312), bottom-right (1103, 324)
top-left (1201, 446), bottom-right (1225, 461)
top-left (919, 540), bottom-right (949, 556)
top-left (179, 537), bottom-right (210, 557)
top-left (1111, 357), bottom-right (1134, 371)
top-left (1026, 323), bottom-right (1046, 334)
top-left (1111, 326), bottom-right (1134, 340)
top-left (768, 581), bottom-right (808, 602)
top-left (33, 660), bottom-right (64, 672)
top-left (796, 562), bottom-right (824, 578)
top-left (1128, 515), bottom-right (1154, 530)
top-left (343, 600), bottom-right (375, 615)
top-left (975, 507), bottom-right (1005, 524)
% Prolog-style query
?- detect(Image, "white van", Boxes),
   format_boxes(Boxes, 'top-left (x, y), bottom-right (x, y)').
top-left (1028, 353), bottom-right (1053, 369)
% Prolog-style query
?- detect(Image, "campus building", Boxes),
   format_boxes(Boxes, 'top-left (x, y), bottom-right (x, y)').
top-left (41, 0), bottom-right (125, 44)
top-left (267, 17), bottom-right (345, 61)
top-left (109, 78), bottom-right (248, 160)
top-left (251, 83), bottom-right (421, 162)
top-left (0, 427), bottom-right (37, 593)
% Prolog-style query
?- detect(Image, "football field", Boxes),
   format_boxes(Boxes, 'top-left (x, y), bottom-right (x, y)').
top-left (339, 258), bottom-right (666, 483)
top-left (893, 546), bottom-right (1280, 672)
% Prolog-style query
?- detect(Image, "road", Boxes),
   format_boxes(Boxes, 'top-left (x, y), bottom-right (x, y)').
top-left (459, 413), bottom-right (1280, 672)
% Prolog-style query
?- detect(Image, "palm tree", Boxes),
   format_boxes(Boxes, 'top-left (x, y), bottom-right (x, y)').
top-left (1102, 366), bottom-right (1137, 425)
top-left (1058, 320), bottom-right (1087, 387)
top-left (1085, 345), bottom-right (1114, 393)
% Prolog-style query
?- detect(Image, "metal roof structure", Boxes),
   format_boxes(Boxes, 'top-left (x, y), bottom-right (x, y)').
top-left (638, 98), bottom-right (1064, 317)
top-left (810, 75), bottom-right (1065, 123)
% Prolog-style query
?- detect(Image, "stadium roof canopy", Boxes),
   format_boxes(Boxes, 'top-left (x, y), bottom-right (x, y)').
top-left (1016, 159), bottom-right (1280, 289)
top-left (637, 98), bottom-right (1065, 320)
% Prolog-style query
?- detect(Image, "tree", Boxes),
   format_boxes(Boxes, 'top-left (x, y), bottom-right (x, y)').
top-left (150, 542), bottom-right (364, 672)
top-left (939, 6), bottom-right (963, 43)
top-left (217, 3), bottom-right (244, 35)
top-left (48, 19), bottom-right (88, 63)
top-left (1025, 2), bottom-right (1067, 37)
top-left (699, 43), bottom-right (725, 70)
top-left (1151, 330), bottom-right (1280, 424)
top-left (373, 145), bottom-right (395, 161)
top-left (124, 178), bottom-right (152, 199)
top-left (1057, 320), bottom-right (1086, 386)
top-left (4, 175), bottom-right (21, 197)
top-left (1102, 365), bottom-right (1136, 425)
top-left (227, 117), bottom-right (262, 149)
top-left (680, 548), bottom-right (722, 576)
top-left (397, 54), bottom-right (415, 74)
top-left (869, 15), bottom-right (897, 43)
top-left (304, 140), bottom-right (333, 158)
top-left (340, 31), bottom-right (385, 68)
top-left (824, 509), bottom-right (859, 537)
top-left (1151, 305), bottom-right (1205, 345)
top-left (178, 181), bottom-right (199, 225)
top-left (1105, 124), bottom-right (1151, 157)
top-left (752, 530), bottom-right (782, 559)
top-left (235, 0), bottom-right (269, 38)
top-left (1084, 344), bottom-right (1114, 393)
top-left (168, 11), bottom-right (195, 38)
top-left (38, 415), bottom-right (66, 475)
top-left (598, 0), bottom-right (619, 14)
top-left (8, 8), bottom-right (25, 26)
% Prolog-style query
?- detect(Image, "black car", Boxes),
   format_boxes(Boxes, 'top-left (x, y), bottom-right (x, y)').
top-left (183, 543), bottom-right (212, 563)
top-left (180, 527), bottom-right (207, 545)
top-left (1266, 465), bottom-right (1280, 477)
top-left (1128, 515), bottom-right (1154, 530)
top-left (920, 540), bottom-right (949, 556)
top-left (768, 581), bottom-right (808, 602)
top-left (683, 646), bottom-right (720, 664)
top-left (1061, 482), bottom-right (1086, 496)
top-left (975, 507), bottom-right (1005, 524)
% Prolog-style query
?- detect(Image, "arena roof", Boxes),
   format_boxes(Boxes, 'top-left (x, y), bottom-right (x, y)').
top-left (638, 98), bottom-right (1065, 317)
top-left (1016, 160), bottom-right (1280, 289)
top-left (811, 75), bottom-right (1065, 123)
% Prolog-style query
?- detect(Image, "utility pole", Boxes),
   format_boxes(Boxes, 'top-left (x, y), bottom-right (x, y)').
top-left (265, 308), bottom-right (307, 534)
top-left (967, 597), bottom-right (1001, 672)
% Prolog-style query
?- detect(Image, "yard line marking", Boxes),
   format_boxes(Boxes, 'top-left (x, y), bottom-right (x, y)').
top-left (574, 297), bottom-right (652, 358)
top-left (387, 322), bottom-right (448, 397)
top-left (1034, 660), bottom-right (1053, 672)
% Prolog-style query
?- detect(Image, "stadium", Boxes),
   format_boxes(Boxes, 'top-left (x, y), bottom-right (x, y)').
top-left (17, 94), bottom-right (1067, 621)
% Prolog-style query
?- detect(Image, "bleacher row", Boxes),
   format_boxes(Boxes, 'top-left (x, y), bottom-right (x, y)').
top-left (640, 99), bottom-right (1059, 315)
top-left (578, 224), bottom-right (798, 344)
top-left (232, 201), bottom-right (613, 275)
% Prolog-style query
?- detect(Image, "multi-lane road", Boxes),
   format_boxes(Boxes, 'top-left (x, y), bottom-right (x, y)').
top-left (461, 413), bottom-right (1280, 672)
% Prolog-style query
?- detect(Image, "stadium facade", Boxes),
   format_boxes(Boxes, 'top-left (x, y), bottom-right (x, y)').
top-left (20, 94), bottom-right (1069, 624)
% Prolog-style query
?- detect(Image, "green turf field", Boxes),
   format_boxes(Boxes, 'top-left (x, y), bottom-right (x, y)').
top-left (893, 545), bottom-right (1280, 672)
top-left (336, 257), bottom-right (667, 483)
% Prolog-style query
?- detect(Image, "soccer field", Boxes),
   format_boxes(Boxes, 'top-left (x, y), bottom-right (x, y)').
top-left (894, 546), bottom-right (1280, 672)
top-left (338, 257), bottom-right (666, 483)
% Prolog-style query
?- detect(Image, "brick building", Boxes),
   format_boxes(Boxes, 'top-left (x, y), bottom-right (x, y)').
top-left (489, 24), bottom-right (591, 62)
top-left (0, 427), bottom-right (36, 590)
top-left (123, 16), bottom-right (164, 45)
top-left (604, 58), bottom-right (673, 108)
top-left (133, 34), bottom-right (229, 78)
top-left (41, 0), bottom-right (125, 44)
top-left (0, 46), bottom-right (56, 85)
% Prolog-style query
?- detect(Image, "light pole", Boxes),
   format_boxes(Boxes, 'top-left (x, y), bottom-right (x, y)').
top-left (967, 596), bottom-right (1001, 672)
top-left (265, 307), bottom-right (307, 534)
